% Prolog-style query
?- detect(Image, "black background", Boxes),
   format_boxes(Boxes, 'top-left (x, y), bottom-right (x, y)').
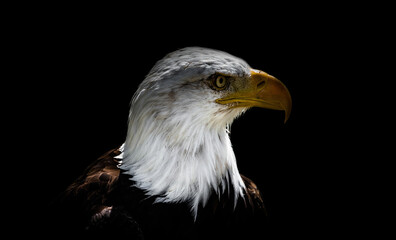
top-left (10, 3), bottom-right (387, 238)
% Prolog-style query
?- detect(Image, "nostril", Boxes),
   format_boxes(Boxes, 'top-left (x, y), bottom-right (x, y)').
top-left (257, 80), bottom-right (266, 88)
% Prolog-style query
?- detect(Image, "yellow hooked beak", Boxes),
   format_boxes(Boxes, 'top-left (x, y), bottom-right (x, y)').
top-left (216, 69), bottom-right (292, 123)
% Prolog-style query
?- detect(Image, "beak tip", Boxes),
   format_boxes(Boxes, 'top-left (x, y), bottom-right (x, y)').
top-left (284, 114), bottom-right (290, 124)
top-left (283, 103), bottom-right (292, 124)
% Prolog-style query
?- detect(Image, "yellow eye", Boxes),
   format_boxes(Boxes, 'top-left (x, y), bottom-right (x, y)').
top-left (214, 75), bottom-right (228, 89)
top-left (208, 74), bottom-right (230, 91)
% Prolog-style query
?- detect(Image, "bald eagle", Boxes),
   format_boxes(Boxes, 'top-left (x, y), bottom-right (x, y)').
top-left (51, 47), bottom-right (291, 239)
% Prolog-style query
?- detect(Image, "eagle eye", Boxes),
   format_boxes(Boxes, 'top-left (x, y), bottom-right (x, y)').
top-left (209, 74), bottom-right (230, 91)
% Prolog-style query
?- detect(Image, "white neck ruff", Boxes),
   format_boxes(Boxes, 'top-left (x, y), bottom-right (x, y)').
top-left (119, 100), bottom-right (246, 218)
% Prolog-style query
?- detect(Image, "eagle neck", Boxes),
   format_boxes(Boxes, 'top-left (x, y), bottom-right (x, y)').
top-left (120, 112), bottom-right (245, 219)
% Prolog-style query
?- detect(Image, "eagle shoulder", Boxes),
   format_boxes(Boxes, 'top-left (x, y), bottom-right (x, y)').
top-left (241, 174), bottom-right (267, 215)
top-left (49, 147), bottom-right (144, 238)
top-left (56, 148), bottom-right (123, 229)
top-left (65, 148), bottom-right (121, 213)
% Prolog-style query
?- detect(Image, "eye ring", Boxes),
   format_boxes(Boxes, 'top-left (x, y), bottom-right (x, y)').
top-left (215, 76), bottom-right (227, 88)
top-left (210, 74), bottom-right (229, 90)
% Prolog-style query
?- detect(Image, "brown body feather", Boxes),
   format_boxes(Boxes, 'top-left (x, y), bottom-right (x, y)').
top-left (64, 149), bottom-right (121, 217)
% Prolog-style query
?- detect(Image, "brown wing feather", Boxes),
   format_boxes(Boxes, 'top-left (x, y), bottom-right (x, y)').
top-left (241, 174), bottom-right (267, 215)
top-left (54, 147), bottom-right (145, 237)
top-left (64, 148), bottom-right (122, 217)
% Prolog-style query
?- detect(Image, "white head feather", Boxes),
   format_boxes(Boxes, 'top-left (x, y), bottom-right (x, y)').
top-left (119, 47), bottom-right (252, 218)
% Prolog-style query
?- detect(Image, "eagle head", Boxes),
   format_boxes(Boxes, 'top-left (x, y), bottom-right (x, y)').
top-left (120, 47), bottom-right (291, 218)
